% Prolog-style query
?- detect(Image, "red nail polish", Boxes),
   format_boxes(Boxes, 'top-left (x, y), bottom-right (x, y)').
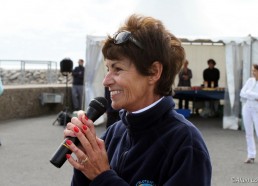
top-left (84, 115), bottom-right (88, 121)
top-left (82, 125), bottom-right (87, 131)
top-left (74, 126), bottom-right (79, 133)
top-left (66, 154), bottom-right (71, 159)
top-left (66, 139), bottom-right (72, 145)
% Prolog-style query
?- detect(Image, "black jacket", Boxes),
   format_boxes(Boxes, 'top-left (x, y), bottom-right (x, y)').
top-left (203, 67), bottom-right (220, 88)
top-left (72, 65), bottom-right (84, 85)
top-left (71, 96), bottom-right (212, 186)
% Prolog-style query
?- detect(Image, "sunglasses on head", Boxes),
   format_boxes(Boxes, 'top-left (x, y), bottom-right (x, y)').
top-left (113, 30), bottom-right (144, 50)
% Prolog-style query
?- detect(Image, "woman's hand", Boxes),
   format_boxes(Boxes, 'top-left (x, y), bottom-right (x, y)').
top-left (64, 110), bottom-right (110, 180)
top-left (64, 110), bottom-right (97, 138)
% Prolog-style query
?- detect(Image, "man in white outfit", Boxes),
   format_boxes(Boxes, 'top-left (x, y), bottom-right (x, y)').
top-left (240, 64), bottom-right (258, 164)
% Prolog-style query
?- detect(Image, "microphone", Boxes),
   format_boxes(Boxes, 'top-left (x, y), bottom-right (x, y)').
top-left (50, 97), bottom-right (108, 168)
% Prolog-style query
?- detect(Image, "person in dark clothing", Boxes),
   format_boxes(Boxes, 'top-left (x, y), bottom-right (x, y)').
top-left (72, 59), bottom-right (85, 111)
top-left (203, 58), bottom-right (220, 88)
top-left (64, 14), bottom-right (212, 186)
top-left (177, 59), bottom-right (192, 109)
top-left (104, 87), bottom-right (120, 128)
top-left (201, 59), bottom-right (220, 117)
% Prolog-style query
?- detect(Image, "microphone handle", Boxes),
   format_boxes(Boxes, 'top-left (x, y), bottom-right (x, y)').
top-left (49, 137), bottom-right (79, 168)
top-left (50, 107), bottom-right (100, 168)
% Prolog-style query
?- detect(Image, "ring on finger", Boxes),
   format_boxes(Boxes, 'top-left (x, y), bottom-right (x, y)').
top-left (80, 157), bottom-right (89, 165)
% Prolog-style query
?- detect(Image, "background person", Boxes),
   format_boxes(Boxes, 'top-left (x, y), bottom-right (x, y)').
top-left (64, 14), bottom-right (211, 186)
top-left (72, 59), bottom-right (85, 111)
top-left (0, 77), bottom-right (3, 96)
top-left (177, 59), bottom-right (192, 109)
top-left (200, 58), bottom-right (220, 117)
top-left (203, 58), bottom-right (220, 88)
top-left (240, 64), bottom-right (258, 164)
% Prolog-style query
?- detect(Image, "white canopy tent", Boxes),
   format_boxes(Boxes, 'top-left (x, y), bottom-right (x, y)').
top-left (84, 35), bottom-right (106, 107)
top-left (84, 35), bottom-right (258, 129)
top-left (83, 35), bottom-right (106, 125)
top-left (223, 36), bottom-right (258, 130)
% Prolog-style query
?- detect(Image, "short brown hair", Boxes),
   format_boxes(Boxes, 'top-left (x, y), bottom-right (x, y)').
top-left (253, 64), bottom-right (258, 70)
top-left (102, 14), bottom-right (185, 96)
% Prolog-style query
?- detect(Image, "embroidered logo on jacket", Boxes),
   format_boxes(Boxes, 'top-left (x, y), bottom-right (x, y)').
top-left (136, 180), bottom-right (156, 186)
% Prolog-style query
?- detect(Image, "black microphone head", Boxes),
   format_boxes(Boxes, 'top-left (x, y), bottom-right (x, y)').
top-left (89, 97), bottom-right (108, 115)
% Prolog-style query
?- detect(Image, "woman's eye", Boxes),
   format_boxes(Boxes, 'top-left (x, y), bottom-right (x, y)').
top-left (114, 67), bottom-right (122, 72)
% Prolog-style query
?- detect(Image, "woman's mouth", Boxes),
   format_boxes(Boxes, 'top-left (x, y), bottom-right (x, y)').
top-left (110, 90), bottom-right (122, 96)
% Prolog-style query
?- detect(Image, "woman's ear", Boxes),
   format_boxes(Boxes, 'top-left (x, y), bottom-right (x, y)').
top-left (149, 61), bottom-right (163, 84)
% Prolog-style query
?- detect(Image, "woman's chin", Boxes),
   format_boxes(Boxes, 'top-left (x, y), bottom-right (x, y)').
top-left (111, 102), bottom-right (122, 110)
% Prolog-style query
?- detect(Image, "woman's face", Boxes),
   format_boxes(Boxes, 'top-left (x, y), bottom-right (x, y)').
top-left (103, 58), bottom-right (157, 112)
top-left (252, 66), bottom-right (258, 80)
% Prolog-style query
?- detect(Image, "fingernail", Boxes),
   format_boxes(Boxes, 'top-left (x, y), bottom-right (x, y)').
top-left (73, 126), bottom-right (79, 133)
top-left (66, 154), bottom-right (71, 159)
top-left (80, 115), bottom-right (88, 125)
top-left (66, 139), bottom-right (72, 145)
top-left (84, 115), bottom-right (88, 121)
top-left (79, 115), bottom-right (82, 121)
top-left (82, 125), bottom-right (87, 131)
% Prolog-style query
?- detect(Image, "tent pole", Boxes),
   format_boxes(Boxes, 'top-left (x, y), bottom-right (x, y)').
top-left (249, 35), bottom-right (253, 72)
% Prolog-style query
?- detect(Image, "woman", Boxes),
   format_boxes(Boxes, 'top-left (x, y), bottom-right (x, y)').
top-left (64, 14), bottom-right (212, 185)
top-left (240, 64), bottom-right (258, 164)
top-left (177, 59), bottom-right (192, 109)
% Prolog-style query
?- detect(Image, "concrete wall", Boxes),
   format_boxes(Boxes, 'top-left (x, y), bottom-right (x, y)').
top-left (0, 85), bottom-right (72, 121)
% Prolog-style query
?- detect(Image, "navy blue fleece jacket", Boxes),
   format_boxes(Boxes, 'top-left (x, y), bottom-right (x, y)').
top-left (71, 96), bottom-right (212, 186)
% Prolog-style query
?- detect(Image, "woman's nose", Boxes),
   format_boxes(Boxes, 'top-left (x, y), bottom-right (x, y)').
top-left (103, 72), bottom-right (113, 87)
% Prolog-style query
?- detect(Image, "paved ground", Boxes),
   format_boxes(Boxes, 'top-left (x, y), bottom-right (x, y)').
top-left (0, 114), bottom-right (258, 186)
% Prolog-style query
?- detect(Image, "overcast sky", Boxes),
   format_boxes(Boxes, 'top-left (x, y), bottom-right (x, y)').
top-left (0, 0), bottom-right (257, 64)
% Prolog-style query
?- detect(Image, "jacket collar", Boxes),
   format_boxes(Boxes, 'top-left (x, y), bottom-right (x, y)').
top-left (120, 96), bottom-right (175, 135)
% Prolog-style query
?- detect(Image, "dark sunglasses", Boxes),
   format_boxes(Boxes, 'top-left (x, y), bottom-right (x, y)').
top-left (113, 30), bottom-right (144, 50)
